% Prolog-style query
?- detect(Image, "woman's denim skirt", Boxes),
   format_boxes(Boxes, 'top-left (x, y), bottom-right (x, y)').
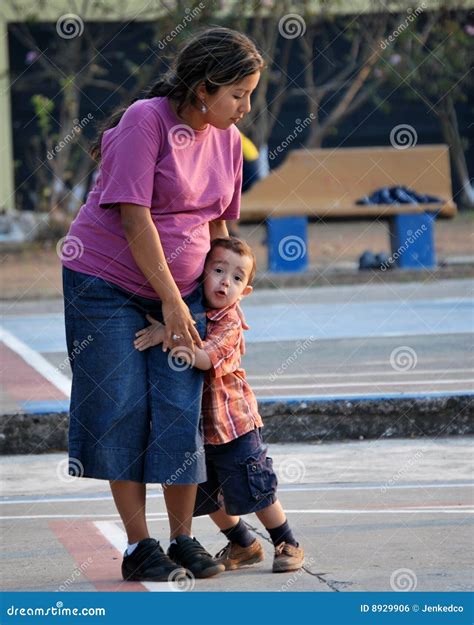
top-left (62, 266), bottom-right (207, 484)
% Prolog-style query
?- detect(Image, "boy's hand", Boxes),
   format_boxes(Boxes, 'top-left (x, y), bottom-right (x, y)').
top-left (134, 314), bottom-right (166, 351)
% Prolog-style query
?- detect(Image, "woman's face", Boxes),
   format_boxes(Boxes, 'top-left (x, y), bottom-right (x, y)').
top-left (201, 71), bottom-right (260, 130)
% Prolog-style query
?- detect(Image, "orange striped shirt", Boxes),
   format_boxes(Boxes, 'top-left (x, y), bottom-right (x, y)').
top-left (201, 303), bottom-right (263, 445)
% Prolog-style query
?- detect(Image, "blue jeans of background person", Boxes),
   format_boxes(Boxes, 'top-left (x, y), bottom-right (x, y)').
top-left (62, 267), bottom-right (207, 484)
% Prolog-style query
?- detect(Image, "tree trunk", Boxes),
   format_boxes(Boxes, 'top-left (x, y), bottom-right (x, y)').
top-left (436, 96), bottom-right (474, 211)
top-left (306, 48), bottom-right (380, 148)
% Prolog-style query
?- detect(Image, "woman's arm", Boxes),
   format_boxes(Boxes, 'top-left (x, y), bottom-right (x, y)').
top-left (120, 203), bottom-right (203, 351)
top-left (209, 219), bottom-right (229, 240)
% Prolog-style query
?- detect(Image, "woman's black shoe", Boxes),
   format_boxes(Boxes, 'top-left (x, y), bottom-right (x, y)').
top-left (168, 535), bottom-right (225, 578)
top-left (122, 538), bottom-right (186, 582)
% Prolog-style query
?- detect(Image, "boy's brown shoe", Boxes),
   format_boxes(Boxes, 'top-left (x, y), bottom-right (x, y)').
top-left (215, 539), bottom-right (264, 570)
top-left (272, 542), bottom-right (304, 573)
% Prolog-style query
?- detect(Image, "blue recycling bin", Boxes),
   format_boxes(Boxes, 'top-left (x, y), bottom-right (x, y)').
top-left (267, 216), bottom-right (308, 272)
top-left (389, 212), bottom-right (436, 270)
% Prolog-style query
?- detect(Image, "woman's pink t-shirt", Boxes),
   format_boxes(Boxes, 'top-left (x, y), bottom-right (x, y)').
top-left (62, 97), bottom-right (243, 299)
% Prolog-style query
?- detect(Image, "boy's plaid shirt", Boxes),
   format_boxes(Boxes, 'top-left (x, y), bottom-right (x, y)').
top-left (201, 303), bottom-right (263, 445)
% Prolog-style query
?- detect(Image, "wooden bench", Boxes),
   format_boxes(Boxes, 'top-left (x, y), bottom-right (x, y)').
top-left (240, 145), bottom-right (457, 271)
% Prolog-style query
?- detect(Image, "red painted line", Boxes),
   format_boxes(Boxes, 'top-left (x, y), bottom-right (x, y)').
top-left (49, 520), bottom-right (147, 592)
top-left (0, 343), bottom-right (67, 402)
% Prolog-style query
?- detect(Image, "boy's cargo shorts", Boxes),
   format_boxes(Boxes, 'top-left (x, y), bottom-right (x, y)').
top-left (193, 428), bottom-right (278, 517)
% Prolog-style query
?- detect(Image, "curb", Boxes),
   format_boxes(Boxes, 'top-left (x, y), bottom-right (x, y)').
top-left (260, 394), bottom-right (473, 443)
top-left (253, 263), bottom-right (474, 289)
top-left (1, 395), bottom-right (472, 455)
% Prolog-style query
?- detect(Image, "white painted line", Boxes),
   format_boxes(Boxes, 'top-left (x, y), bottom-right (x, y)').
top-left (0, 494), bottom-right (163, 505)
top-left (0, 513), bottom-right (169, 520)
top-left (2, 482), bottom-right (472, 505)
top-left (2, 507), bottom-right (473, 521)
top-left (277, 483), bottom-right (474, 493)
top-left (257, 391), bottom-right (474, 401)
top-left (94, 520), bottom-right (127, 553)
top-left (283, 507), bottom-right (474, 514)
top-left (252, 379), bottom-right (474, 391)
top-left (0, 325), bottom-right (71, 396)
top-left (248, 368), bottom-right (474, 381)
top-left (94, 521), bottom-right (181, 592)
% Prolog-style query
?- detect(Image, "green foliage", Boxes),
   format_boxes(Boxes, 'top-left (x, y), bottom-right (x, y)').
top-left (382, 9), bottom-right (473, 106)
top-left (30, 95), bottom-right (55, 139)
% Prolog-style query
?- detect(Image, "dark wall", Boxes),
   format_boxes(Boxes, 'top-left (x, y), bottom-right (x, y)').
top-left (9, 17), bottom-right (473, 211)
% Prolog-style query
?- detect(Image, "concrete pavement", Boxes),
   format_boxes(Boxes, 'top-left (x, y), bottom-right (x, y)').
top-left (1, 436), bottom-right (472, 592)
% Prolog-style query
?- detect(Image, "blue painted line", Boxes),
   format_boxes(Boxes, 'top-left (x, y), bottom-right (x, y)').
top-left (20, 400), bottom-right (70, 413)
top-left (257, 390), bottom-right (474, 404)
top-left (17, 392), bottom-right (473, 414)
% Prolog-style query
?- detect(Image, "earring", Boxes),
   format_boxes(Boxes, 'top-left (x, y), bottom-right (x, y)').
top-left (200, 101), bottom-right (207, 113)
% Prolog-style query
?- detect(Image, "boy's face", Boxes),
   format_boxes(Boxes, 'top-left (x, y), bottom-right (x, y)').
top-left (203, 247), bottom-right (253, 309)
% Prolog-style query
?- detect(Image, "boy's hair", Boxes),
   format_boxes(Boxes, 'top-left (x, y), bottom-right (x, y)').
top-left (207, 237), bottom-right (257, 285)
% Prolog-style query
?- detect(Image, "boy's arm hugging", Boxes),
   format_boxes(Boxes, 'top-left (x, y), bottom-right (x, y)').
top-left (134, 315), bottom-right (212, 370)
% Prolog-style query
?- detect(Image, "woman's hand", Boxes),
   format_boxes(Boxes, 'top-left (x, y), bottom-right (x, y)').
top-left (161, 296), bottom-right (203, 353)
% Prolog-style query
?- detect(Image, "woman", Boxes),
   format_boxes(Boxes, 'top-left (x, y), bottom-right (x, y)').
top-left (61, 27), bottom-right (263, 582)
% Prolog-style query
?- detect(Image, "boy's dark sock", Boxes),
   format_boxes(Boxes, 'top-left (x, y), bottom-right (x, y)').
top-left (266, 520), bottom-right (298, 547)
top-left (221, 518), bottom-right (255, 548)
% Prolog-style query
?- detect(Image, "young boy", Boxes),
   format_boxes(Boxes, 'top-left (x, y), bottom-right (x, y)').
top-left (134, 237), bottom-right (304, 573)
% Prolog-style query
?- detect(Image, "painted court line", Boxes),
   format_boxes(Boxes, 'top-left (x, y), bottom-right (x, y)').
top-left (0, 325), bottom-right (71, 396)
top-left (251, 379), bottom-right (474, 391)
top-left (1, 482), bottom-right (472, 506)
top-left (95, 521), bottom-right (172, 592)
top-left (257, 390), bottom-right (474, 402)
top-left (3, 507), bottom-right (473, 521)
top-left (1, 513), bottom-right (169, 520)
top-left (248, 368), bottom-right (473, 380)
top-left (49, 520), bottom-right (145, 592)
